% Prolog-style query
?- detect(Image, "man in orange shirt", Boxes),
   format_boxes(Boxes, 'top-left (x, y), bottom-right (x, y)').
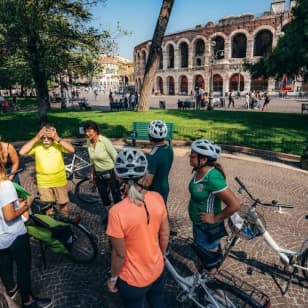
top-left (106, 148), bottom-right (169, 308)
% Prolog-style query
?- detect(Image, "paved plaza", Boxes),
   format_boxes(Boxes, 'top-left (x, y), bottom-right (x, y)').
top-left (77, 91), bottom-right (307, 114)
top-left (14, 142), bottom-right (308, 308)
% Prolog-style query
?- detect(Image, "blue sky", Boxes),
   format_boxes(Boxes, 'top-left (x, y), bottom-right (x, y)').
top-left (90, 0), bottom-right (281, 60)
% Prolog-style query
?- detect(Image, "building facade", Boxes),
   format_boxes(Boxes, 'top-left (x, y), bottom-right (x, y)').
top-left (92, 54), bottom-right (134, 93)
top-left (134, 0), bottom-right (297, 95)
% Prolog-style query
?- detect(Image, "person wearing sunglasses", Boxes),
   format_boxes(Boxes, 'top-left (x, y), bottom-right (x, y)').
top-left (19, 124), bottom-right (74, 216)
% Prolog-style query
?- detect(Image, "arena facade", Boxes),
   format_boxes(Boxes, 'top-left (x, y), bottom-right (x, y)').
top-left (133, 0), bottom-right (297, 96)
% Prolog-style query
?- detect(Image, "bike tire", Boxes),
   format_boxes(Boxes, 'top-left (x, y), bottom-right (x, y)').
top-left (75, 178), bottom-right (100, 204)
top-left (301, 249), bottom-right (308, 280)
top-left (66, 222), bottom-right (98, 264)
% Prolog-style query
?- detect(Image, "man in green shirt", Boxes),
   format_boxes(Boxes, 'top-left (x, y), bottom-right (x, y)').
top-left (143, 120), bottom-right (174, 205)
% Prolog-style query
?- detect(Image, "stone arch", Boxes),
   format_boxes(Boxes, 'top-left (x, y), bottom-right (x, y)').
top-left (213, 74), bottom-right (223, 93)
top-left (179, 41), bottom-right (189, 68)
top-left (167, 76), bottom-right (175, 95)
top-left (211, 35), bottom-right (225, 59)
top-left (192, 36), bottom-right (206, 66)
top-left (194, 74), bottom-right (205, 90)
top-left (159, 51), bottom-right (163, 69)
top-left (179, 75), bottom-right (188, 94)
top-left (156, 76), bottom-right (164, 95)
top-left (253, 29), bottom-right (273, 56)
top-left (141, 49), bottom-right (147, 68)
top-left (229, 73), bottom-right (244, 91)
top-left (166, 43), bottom-right (175, 68)
top-left (231, 33), bottom-right (247, 58)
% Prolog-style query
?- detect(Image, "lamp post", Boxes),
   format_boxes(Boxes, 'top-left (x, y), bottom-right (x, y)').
top-left (208, 41), bottom-right (224, 110)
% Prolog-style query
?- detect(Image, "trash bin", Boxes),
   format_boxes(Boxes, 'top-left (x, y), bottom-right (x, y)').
top-left (159, 100), bottom-right (166, 109)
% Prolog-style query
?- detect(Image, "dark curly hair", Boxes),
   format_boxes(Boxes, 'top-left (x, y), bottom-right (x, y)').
top-left (83, 121), bottom-right (100, 134)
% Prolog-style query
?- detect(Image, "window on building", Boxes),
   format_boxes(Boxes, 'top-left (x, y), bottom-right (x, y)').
top-left (232, 33), bottom-right (247, 58)
top-left (180, 42), bottom-right (189, 68)
top-left (253, 30), bottom-right (273, 57)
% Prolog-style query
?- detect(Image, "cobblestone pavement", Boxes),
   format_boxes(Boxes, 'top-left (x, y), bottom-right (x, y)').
top-left (15, 145), bottom-right (308, 308)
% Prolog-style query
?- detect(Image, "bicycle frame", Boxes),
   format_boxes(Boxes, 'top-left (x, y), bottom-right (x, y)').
top-left (165, 255), bottom-right (226, 308)
top-left (65, 153), bottom-right (90, 176)
top-left (247, 207), bottom-right (308, 270)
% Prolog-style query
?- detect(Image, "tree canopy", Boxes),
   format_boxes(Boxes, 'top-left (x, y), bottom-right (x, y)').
top-left (0, 0), bottom-right (114, 122)
top-left (248, 0), bottom-right (308, 81)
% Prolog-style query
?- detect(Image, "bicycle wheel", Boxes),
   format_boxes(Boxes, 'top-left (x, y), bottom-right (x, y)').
top-left (66, 222), bottom-right (98, 264)
top-left (75, 178), bottom-right (100, 204)
top-left (301, 249), bottom-right (308, 280)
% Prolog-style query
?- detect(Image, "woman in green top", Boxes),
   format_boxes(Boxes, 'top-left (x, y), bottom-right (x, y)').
top-left (83, 121), bottom-right (121, 209)
top-left (188, 139), bottom-right (240, 261)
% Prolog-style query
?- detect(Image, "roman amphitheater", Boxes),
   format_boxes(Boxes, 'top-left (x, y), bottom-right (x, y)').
top-left (133, 0), bottom-right (298, 96)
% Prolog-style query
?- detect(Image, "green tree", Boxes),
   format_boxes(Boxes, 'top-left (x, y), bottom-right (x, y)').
top-left (138, 0), bottom-right (174, 111)
top-left (0, 0), bottom-right (113, 123)
top-left (248, 0), bottom-right (308, 81)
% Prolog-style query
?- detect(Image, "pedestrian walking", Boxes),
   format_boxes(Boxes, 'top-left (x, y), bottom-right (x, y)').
top-left (261, 92), bottom-right (271, 111)
top-left (228, 91), bottom-right (235, 108)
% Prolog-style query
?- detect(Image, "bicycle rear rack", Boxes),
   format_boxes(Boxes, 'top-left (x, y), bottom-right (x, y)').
top-left (216, 270), bottom-right (270, 307)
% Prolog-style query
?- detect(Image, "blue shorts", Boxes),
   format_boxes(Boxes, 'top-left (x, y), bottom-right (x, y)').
top-left (193, 224), bottom-right (220, 250)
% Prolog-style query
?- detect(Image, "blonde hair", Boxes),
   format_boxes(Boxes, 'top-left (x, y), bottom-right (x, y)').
top-left (122, 181), bottom-right (145, 205)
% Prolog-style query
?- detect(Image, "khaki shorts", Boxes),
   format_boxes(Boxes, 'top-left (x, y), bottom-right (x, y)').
top-left (38, 185), bottom-right (69, 205)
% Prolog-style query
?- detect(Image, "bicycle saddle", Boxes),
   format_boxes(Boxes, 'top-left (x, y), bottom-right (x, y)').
top-left (191, 243), bottom-right (224, 271)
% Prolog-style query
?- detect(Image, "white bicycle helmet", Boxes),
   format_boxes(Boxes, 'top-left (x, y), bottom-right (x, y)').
top-left (191, 139), bottom-right (221, 160)
top-left (114, 148), bottom-right (148, 179)
top-left (148, 120), bottom-right (168, 139)
top-left (228, 212), bottom-right (256, 240)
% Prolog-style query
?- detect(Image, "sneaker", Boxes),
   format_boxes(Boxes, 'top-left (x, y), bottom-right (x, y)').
top-left (23, 298), bottom-right (52, 308)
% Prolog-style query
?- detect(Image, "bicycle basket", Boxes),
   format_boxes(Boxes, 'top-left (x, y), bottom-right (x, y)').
top-left (228, 212), bottom-right (256, 240)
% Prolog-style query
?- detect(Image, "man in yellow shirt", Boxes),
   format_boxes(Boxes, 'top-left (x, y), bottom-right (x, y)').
top-left (19, 124), bottom-right (75, 215)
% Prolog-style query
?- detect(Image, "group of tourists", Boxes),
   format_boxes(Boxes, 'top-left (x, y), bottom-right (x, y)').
top-left (0, 118), bottom-right (240, 307)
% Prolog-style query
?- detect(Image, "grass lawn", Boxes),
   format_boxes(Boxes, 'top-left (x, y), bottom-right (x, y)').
top-left (0, 108), bottom-right (307, 155)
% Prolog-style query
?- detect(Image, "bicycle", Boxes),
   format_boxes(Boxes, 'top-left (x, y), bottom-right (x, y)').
top-left (65, 141), bottom-right (91, 180)
top-left (64, 141), bottom-right (101, 204)
top-left (13, 177), bottom-right (98, 266)
top-left (165, 234), bottom-right (271, 307)
top-left (232, 177), bottom-right (308, 290)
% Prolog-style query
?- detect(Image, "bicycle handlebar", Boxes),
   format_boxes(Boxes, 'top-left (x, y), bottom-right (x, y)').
top-left (7, 168), bottom-right (24, 178)
top-left (235, 177), bottom-right (294, 209)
